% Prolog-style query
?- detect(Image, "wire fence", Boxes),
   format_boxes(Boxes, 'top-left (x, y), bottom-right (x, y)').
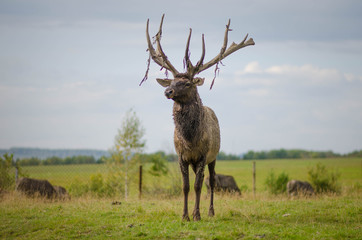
top-left (20, 163), bottom-right (109, 187)
top-left (13, 161), bottom-right (183, 199)
top-left (3, 154), bottom-right (360, 199)
top-left (13, 162), bottom-right (257, 199)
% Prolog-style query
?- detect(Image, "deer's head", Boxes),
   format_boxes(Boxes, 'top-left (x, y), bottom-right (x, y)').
top-left (156, 74), bottom-right (204, 103)
top-left (140, 14), bottom-right (255, 92)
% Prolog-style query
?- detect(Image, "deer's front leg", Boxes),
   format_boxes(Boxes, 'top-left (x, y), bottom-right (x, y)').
top-left (179, 159), bottom-right (190, 221)
top-left (192, 159), bottom-right (206, 221)
top-left (208, 160), bottom-right (216, 217)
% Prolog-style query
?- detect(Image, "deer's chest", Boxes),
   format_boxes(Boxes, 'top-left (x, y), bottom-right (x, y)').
top-left (172, 102), bottom-right (208, 161)
top-left (173, 125), bottom-right (209, 163)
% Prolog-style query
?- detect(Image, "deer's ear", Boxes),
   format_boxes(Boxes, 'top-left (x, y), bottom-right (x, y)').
top-left (192, 77), bottom-right (205, 86)
top-left (156, 78), bottom-right (172, 87)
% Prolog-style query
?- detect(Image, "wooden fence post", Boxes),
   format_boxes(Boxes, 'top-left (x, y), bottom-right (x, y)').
top-left (139, 165), bottom-right (143, 199)
top-left (15, 165), bottom-right (19, 190)
top-left (253, 161), bottom-right (256, 197)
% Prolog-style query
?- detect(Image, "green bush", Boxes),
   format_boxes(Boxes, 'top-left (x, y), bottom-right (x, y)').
top-left (68, 178), bottom-right (89, 197)
top-left (89, 174), bottom-right (105, 196)
top-left (265, 170), bottom-right (289, 194)
top-left (308, 163), bottom-right (341, 194)
top-left (148, 153), bottom-right (168, 177)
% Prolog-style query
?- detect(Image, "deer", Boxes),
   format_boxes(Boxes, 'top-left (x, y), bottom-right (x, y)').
top-left (140, 14), bottom-right (254, 221)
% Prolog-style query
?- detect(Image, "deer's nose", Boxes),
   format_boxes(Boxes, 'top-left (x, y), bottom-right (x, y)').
top-left (165, 89), bottom-right (174, 99)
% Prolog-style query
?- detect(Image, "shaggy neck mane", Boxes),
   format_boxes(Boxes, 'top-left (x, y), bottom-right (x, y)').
top-left (173, 92), bottom-right (204, 143)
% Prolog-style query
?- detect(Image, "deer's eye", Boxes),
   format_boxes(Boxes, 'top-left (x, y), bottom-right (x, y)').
top-left (185, 82), bottom-right (192, 87)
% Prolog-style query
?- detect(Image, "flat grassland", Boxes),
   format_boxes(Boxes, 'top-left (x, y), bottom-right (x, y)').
top-left (1, 158), bottom-right (361, 239)
top-left (20, 158), bottom-right (361, 192)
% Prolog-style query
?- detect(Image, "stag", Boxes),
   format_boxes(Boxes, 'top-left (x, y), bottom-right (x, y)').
top-left (140, 15), bottom-right (254, 221)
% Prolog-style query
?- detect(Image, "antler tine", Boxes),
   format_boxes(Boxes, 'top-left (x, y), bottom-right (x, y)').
top-left (145, 14), bottom-right (179, 76)
top-left (140, 19), bottom-right (158, 86)
top-left (196, 19), bottom-right (255, 75)
top-left (195, 34), bottom-right (205, 72)
top-left (185, 30), bottom-right (206, 80)
top-left (155, 14), bottom-right (179, 77)
top-left (220, 19), bottom-right (231, 57)
top-left (146, 18), bottom-right (163, 67)
top-left (197, 19), bottom-right (230, 72)
top-left (184, 28), bottom-right (194, 77)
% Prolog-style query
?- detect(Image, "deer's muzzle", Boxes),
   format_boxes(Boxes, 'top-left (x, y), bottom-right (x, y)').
top-left (165, 89), bottom-right (174, 99)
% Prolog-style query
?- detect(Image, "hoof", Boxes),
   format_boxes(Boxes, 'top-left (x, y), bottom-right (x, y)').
top-left (208, 208), bottom-right (215, 217)
top-left (193, 214), bottom-right (201, 221)
top-left (182, 215), bottom-right (190, 221)
top-left (193, 211), bottom-right (201, 221)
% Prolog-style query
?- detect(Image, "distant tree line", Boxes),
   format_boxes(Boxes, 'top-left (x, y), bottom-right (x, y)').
top-left (14, 149), bottom-right (362, 166)
top-left (138, 151), bottom-right (243, 162)
top-left (138, 151), bottom-right (178, 163)
top-left (345, 150), bottom-right (362, 157)
top-left (0, 148), bottom-right (107, 161)
top-left (17, 155), bottom-right (105, 166)
top-left (217, 151), bottom-right (242, 160)
top-left (242, 149), bottom-right (362, 160)
top-left (16, 151), bottom-right (241, 166)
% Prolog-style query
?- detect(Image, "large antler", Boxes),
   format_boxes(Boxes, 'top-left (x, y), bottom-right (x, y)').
top-left (140, 14), bottom-right (179, 86)
top-left (141, 15), bottom-right (255, 89)
top-left (185, 19), bottom-right (255, 88)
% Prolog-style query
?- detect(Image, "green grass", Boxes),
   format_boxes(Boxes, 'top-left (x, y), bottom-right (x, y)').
top-left (2, 158), bottom-right (360, 239)
top-left (1, 193), bottom-right (361, 239)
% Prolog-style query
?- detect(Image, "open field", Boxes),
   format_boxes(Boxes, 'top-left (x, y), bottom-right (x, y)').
top-left (1, 158), bottom-right (361, 239)
top-left (21, 158), bottom-right (362, 194)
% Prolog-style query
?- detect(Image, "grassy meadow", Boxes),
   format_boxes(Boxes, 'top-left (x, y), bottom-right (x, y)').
top-left (1, 158), bottom-right (361, 239)
top-left (20, 158), bottom-right (362, 194)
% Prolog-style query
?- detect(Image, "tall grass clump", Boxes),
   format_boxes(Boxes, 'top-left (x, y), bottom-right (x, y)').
top-left (145, 161), bottom-right (182, 198)
top-left (69, 172), bottom-right (124, 198)
top-left (308, 163), bottom-right (341, 194)
top-left (265, 170), bottom-right (289, 194)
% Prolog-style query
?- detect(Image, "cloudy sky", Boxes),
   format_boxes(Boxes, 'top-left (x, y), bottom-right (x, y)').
top-left (1, 0), bottom-right (361, 154)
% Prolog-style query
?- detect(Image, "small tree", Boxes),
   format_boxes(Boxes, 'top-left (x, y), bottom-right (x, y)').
top-left (0, 154), bottom-right (15, 191)
top-left (110, 109), bottom-right (146, 200)
top-left (0, 154), bottom-right (26, 191)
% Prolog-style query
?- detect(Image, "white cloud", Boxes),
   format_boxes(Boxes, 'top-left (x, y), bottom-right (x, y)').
top-left (234, 62), bottom-right (362, 88)
top-left (236, 61), bottom-right (263, 75)
top-left (344, 73), bottom-right (362, 82)
top-left (265, 64), bottom-right (341, 84)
